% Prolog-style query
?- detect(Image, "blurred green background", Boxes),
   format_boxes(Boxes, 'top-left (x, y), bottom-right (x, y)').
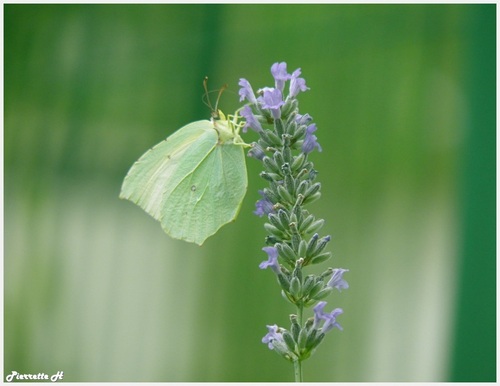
top-left (4, 4), bottom-right (495, 382)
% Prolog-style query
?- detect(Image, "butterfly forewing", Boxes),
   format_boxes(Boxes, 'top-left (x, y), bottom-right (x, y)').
top-left (120, 120), bottom-right (217, 220)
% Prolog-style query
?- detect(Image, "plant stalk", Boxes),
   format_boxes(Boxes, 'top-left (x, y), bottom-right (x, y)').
top-left (294, 304), bottom-right (304, 382)
top-left (294, 359), bottom-right (303, 382)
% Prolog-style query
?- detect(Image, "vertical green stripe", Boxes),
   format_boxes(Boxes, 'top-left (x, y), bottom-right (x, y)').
top-left (450, 5), bottom-right (496, 382)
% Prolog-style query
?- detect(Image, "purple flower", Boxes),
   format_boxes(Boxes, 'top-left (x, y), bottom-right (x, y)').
top-left (254, 190), bottom-right (274, 217)
top-left (259, 246), bottom-right (281, 274)
top-left (321, 308), bottom-right (344, 333)
top-left (289, 68), bottom-right (309, 97)
top-left (258, 87), bottom-right (284, 120)
top-left (247, 142), bottom-right (266, 161)
top-left (313, 301), bottom-right (328, 329)
top-left (271, 62), bottom-right (291, 92)
top-left (238, 78), bottom-right (258, 104)
top-left (296, 113), bottom-right (313, 126)
top-left (262, 324), bottom-right (284, 350)
top-left (313, 301), bottom-right (343, 333)
top-left (327, 268), bottom-right (349, 292)
top-left (240, 105), bottom-right (263, 133)
top-left (302, 124), bottom-right (322, 154)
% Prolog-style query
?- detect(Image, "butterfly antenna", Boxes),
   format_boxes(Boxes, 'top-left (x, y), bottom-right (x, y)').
top-left (203, 76), bottom-right (218, 120)
top-left (204, 77), bottom-right (228, 120)
top-left (214, 83), bottom-right (228, 114)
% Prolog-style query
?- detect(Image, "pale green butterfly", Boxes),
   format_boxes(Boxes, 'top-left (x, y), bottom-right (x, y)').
top-left (120, 81), bottom-right (249, 245)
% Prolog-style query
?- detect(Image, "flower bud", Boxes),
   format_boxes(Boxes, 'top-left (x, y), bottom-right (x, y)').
top-left (296, 180), bottom-right (309, 197)
top-left (304, 182), bottom-right (321, 198)
top-left (277, 209), bottom-right (290, 229)
top-left (283, 145), bottom-right (292, 164)
top-left (283, 331), bottom-right (297, 352)
top-left (289, 276), bottom-right (301, 297)
top-left (273, 150), bottom-right (284, 166)
top-left (266, 130), bottom-right (283, 147)
top-left (304, 317), bottom-right (314, 330)
top-left (304, 219), bottom-right (325, 234)
top-left (290, 223), bottom-right (301, 251)
top-left (299, 214), bottom-right (315, 232)
top-left (284, 176), bottom-right (296, 197)
top-left (276, 242), bottom-right (297, 265)
top-left (274, 118), bottom-right (285, 137)
top-left (277, 185), bottom-right (294, 204)
top-left (264, 222), bottom-right (286, 239)
top-left (313, 235), bottom-right (331, 255)
top-left (268, 213), bottom-right (286, 232)
top-left (291, 153), bottom-right (306, 172)
top-left (298, 239), bottom-right (307, 259)
top-left (281, 97), bottom-right (298, 119)
top-left (308, 280), bottom-right (324, 299)
top-left (263, 187), bottom-right (280, 204)
top-left (277, 273), bottom-right (290, 291)
top-left (312, 287), bottom-right (333, 301)
top-left (290, 315), bottom-right (301, 342)
top-left (291, 125), bottom-right (306, 142)
top-left (320, 268), bottom-right (334, 280)
top-left (294, 193), bottom-right (305, 207)
top-left (298, 327), bottom-right (308, 349)
top-left (310, 252), bottom-right (331, 265)
top-left (292, 258), bottom-right (304, 283)
top-left (263, 156), bottom-right (281, 175)
top-left (302, 275), bottom-right (315, 296)
top-left (305, 328), bottom-right (318, 350)
top-left (310, 332), bottom-right (325, 351)
top-left (260, 171), bottom-right (278, 182)
top-left (306, 233), bottom-right (320, 257)
top-left (265, 235), bottom-right (280, 245)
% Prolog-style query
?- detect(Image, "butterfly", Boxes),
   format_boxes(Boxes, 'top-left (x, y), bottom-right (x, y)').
top-left (120, 80), bottom-right (248, 245)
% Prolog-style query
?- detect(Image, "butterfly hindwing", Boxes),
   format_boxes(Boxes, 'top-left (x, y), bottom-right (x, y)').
top-left (160, 140), bottom-right (247, 245)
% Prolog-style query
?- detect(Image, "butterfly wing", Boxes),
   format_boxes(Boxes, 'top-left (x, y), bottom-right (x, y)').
top-left (160, 141), bottom-right (247, 245)
top-left (120, 120), bottom-right (217, 221)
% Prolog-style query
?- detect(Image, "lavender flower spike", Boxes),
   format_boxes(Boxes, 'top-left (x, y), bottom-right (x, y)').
top-left (327, 268), bottom-right (349, 292)
top-left (259, 246), bottom-right (281, 275)
top-left (302, 124), bottom-right (322, 154)
top-left (243, 63), bottom-right (348, 379)
top-left (238, 78), bottom-right (258, 104)
top-left (271, 62), bottom-right (291, 92)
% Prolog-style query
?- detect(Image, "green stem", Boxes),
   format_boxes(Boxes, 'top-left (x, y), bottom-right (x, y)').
top-left (294, 359), bottom-right (303, 382)
top-left (294, 304), bottom-right (304, 382)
